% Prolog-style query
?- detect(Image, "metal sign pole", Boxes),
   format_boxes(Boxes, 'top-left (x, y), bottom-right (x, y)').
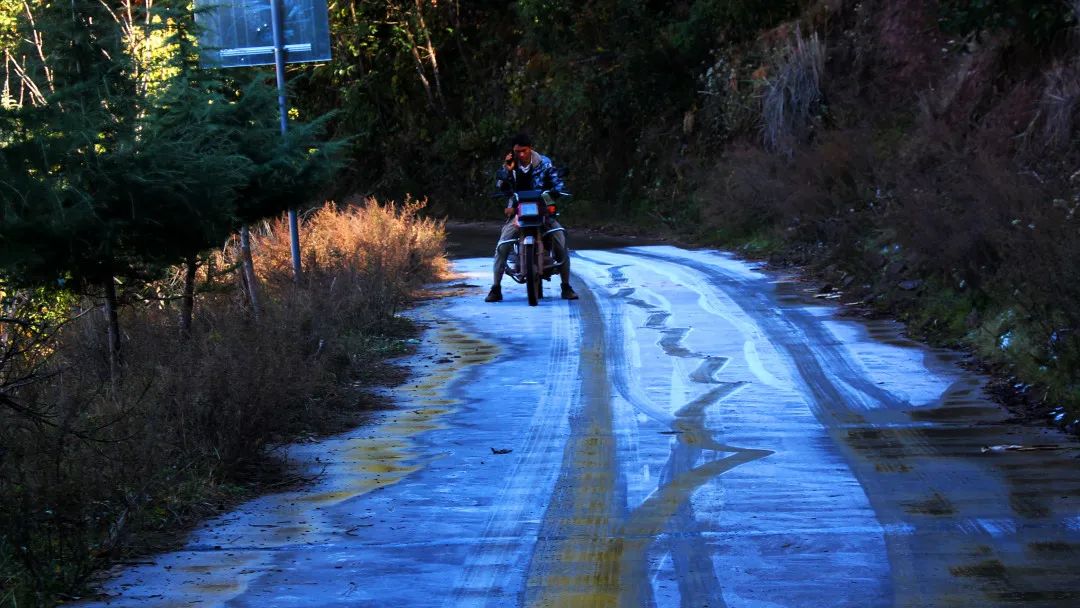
top-left (270, 0), bottom-right (303, 283)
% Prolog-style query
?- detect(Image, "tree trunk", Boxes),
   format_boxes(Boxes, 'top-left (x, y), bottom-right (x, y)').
top-left (390, 1), bottom-right (437, 111)
top-left (20, 1), bottom-right (55, 96)
top-left (180, 253), bottom-right (196, 337)
top-left (240, 225), bottom-right (261, 319)
top-left (103, 274), bottom-right (121, 382)
top-left (405, 30), bottom-right (437, 111)
top-left (347, 1), bottom-right (366, 76)
top-left (412, 0), bottom-right (447, 114)
top-left (206, 249), bottom-right (217, 285)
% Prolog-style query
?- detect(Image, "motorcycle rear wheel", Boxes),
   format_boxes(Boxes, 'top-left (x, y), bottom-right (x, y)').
top-left (525, 243), bottom-right (539, 306)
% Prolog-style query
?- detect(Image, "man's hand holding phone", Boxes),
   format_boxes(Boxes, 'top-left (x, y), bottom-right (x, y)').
top-left (504, 152), bottom-right (515, 170)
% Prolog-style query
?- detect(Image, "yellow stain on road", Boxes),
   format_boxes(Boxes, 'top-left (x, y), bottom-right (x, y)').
top-left (301, 325), bottom-right (498, 507)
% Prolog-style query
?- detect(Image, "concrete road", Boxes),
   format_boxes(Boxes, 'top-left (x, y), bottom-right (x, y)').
top-left (84, 246), bottom-right (1080, 607)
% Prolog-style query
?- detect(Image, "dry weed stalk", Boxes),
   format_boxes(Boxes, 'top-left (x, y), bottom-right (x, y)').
top-left (762, 26), bottom-right (825, 156)
top-left (1023, 0), bottom-right (1080, 150)
top-left (1034, 61), bottom-right (1080, 149)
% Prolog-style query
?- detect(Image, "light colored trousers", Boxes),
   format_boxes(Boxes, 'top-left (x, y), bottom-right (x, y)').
top-left (493, 218), bottom-right (569, 286)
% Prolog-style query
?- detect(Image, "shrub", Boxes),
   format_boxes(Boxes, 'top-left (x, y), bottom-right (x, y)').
top-left (1033, 60), bottom-right (1080, 149)
top-left (697, 49), bottom-right (768, 145)
top-left (698, 144), bottom-right (788, 242)
top-left (938, 0), bottom-right (1076, 46)
top-left (252, 198), bottom-right (447, 321)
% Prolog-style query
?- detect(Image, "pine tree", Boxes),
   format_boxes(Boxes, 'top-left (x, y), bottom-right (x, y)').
top-left (0, 1), bottom-right (342, 372)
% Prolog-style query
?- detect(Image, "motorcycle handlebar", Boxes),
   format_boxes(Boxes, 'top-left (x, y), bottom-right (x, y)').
top-left (489, 190), bottom-right (573, 200)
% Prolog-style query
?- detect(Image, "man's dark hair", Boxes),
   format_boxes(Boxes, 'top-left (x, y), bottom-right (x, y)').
top-left (511, 132), bottom-right (533, 147)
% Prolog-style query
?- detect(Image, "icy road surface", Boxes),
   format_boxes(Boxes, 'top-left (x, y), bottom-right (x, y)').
top-left (83, 246), bottom-right (1080, 607)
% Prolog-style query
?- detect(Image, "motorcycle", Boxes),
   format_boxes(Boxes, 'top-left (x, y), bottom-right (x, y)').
top-left (501, 189), bottom-right (569, 306)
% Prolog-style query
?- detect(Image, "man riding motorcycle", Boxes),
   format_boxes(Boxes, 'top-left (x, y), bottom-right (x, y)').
top-left (485, 132), bottom-right (578, 302)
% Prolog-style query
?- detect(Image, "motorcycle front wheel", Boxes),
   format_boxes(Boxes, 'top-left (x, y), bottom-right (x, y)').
top-left (524, 243), bottom-right (539, 306)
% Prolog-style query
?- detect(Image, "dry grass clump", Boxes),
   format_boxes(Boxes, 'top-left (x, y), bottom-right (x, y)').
top-left (701, 129), bottom-right (880, 267)
top-left (761, 27), bottom-right (825, 156)
top-left (0, 197), bottom-right (446, 605)
top-left (1033, 60), bottom-right (1080, 150)
top-left (249, 197), bottom-right (447, 326)
top-left (258, 197), bottom-right (444, 283)
top-left (698, 145), bottom-right (781, 232)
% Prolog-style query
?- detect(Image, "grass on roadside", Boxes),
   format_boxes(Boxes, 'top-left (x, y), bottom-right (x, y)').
top-left (0, 198), bottom-right (446, 607)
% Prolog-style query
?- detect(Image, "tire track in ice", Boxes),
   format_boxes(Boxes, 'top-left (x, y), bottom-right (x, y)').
top-left (522, 281), bottom-right (631, 607)
top-left (630, 248), bottom-right (911, 416)
top-left (582, 256), bottom-right (770, 607)
top-left (527, 252), bottom-right (773, 607)
top-left (624, 247), bottom-right (1022, 606)
top-left (448, 301), bottom-right (581, 607)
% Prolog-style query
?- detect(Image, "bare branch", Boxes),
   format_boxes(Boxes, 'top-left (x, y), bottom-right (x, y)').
top-left (387, 1), bottom-right (437, 111)
top-left (5, 52), bottom-right (47, 106)
top-left (21, 0), bottom-right (53, 94)
top-left (412, 0), bottom-right (447, 115)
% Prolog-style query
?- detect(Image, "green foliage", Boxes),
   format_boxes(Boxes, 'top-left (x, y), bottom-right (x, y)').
top-left (667, 0), bottom-right (802, 52)
top-left (0, 1), bottom-right (342, 291)
top-left (500, 1), bottom-right (800, 208)
top-left (293, 1), bottom-right (802, 215)
top-left (939, 0), bottom-right (1076, 45)
top-left (903, 283), bottom-right (982, 344)
top-left (0, 282), bottom-right (77, 332)
top-left (0, 0), bottom-right (18, 55)
top-left (224, 81), bottom-right (345, 224)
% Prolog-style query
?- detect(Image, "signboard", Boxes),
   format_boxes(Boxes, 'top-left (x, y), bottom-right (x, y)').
top-left (196, 0), bottom-right (331, 68)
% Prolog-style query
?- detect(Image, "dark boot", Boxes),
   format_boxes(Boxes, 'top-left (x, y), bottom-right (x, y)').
top-left (485, 285), bottom-right (503, 302)
top-left (561, 283), bottom-right (579, 300)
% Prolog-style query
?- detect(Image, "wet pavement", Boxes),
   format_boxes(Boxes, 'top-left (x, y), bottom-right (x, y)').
top-left (81, 246), bottom-right (1080, 607)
